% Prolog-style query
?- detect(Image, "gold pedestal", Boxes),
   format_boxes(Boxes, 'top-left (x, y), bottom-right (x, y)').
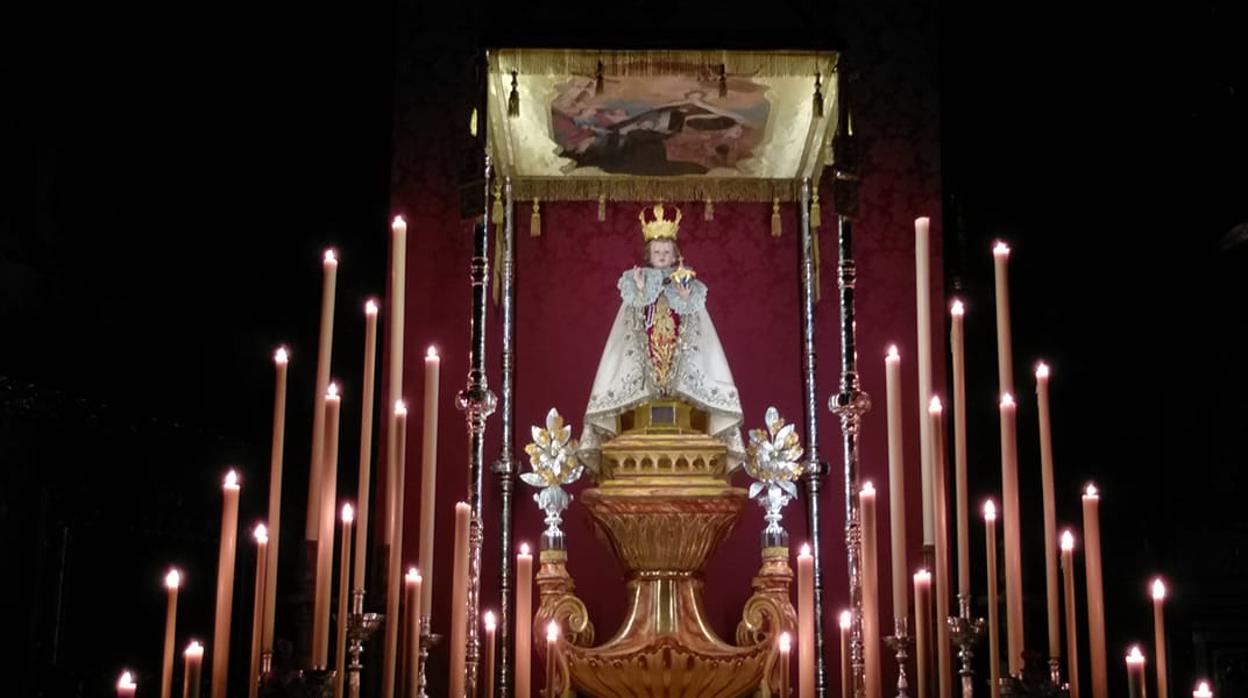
top-left (536, 402), bottom-right (795, 697)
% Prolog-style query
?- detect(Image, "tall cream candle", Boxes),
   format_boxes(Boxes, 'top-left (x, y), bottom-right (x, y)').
top-left (249, 525), bottom-right (269, 698)
top-left (354, 302), bottom-right (379, 592)
top-left (862, 483), bottom-right (883, 698)
top-left (418, 347), bottom-right (440, 612)
top-left (985, 501), bottom-right (1001, 698)
top-left (313, 384), bottom-right (342, 667)
top-left (998, 393), bottom-right (1025, 675)
top-left (885, 345), bottom-right (909, 623)
top-left (779, 632), bottom-right (793, 698)
top-left (839, 611), bottom-right (852, 698)
top-left (406, 569), bottom-right (423, 698)
top-left (211, 470), bottom-right (240, 698)
top-left (382, 402), bottom-right (409, 698)
top-left (1152, 579), bottom-right (1169, 698)
top-left (449, 502), bottom-right (472, 698)
top-left (183, 641), bottom-right (204, 698)
top-left (387, 216), bottom-right (407, 424)
top-left (1036, 363), bottom-right (1061, 662)
top-left (385, 218), bottom-right (407, 590)
top-left (334, 506), bottom-right (354, 698)
top-left (118, 671), bottom-right (137, 698)
top-left (484, 612), bottom-right (498, 698)
top-left (264, 347), bottom-right (288, 652)
top-left (1126, 647), bottom-right (1147, 698)
top-left (915, 217), bottom-right (934, 546)
top-left (162, 569), bottom-right (181, 698)
top-left (798, 543), bottom-right (815, 698)
top-left (1061, 531), bottom-right (1080, 698)
top-left (307, 249), bottom-right (339, 539)
top-left (545, 622), bottom-right (560, 698)
top-left (913, 570), bottom-right (932, 698)
top-left (992, 241), bottom-right (1014, 395)
top-left (929, 399), bottom-right (952, 698)
top-left (1083, 485), bottom-right (1108, 698)
top-left (951, 301), bottom-right (970, 596)
top-left (516, 543), bottom-right (534, 698)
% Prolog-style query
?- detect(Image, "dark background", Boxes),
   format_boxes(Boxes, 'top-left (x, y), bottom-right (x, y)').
top-left (4, 0), bottom-right (1246, 695)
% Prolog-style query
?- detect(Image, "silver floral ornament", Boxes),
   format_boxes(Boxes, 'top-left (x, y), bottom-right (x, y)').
top-left (744, 407), bottom-right (805, 544)
top-left (521, 408), bottom-right (585, 548)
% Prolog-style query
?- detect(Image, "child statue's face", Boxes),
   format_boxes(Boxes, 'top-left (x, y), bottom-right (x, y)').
top-left (648, 240), bottom-right (677, 268)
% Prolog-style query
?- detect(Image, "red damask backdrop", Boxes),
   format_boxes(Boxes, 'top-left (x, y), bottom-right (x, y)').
top-left (388, 17), bottom-right (941, 697)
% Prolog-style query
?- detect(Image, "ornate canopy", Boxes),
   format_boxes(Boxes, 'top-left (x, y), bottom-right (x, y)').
top-left (486, 49), bottom-right (840, 203)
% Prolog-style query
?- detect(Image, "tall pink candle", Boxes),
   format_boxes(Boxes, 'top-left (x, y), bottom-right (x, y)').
top-left (183, 641), bottom-right (204, 698)
top-left (381, 402), bottom-right (409, 698)
top-left (999, 393), bottom-right (1025, 675)
top-left (162, 569), bottom-right (181, 698)
top-left (384, 218), bottom-right (407, 589)
top-left (418, 347), bottom-right (440, 612)
top-left (914, 217), bottom-right (935, 546)
top-left (118, 671), bottom-right (137, 698)
top-left (333, 506), bottom-right (354, 698)
top-left (884, 346), bottom-right (909, 623)
top-left (992, 241), bottom-right (1014, 395)
top-left (1061, 531), bottom-right (1080, 698)
top-left (249, 525), bottom-right (269, 698)
top-left (211, 470), bottom-right (240, 698)
top-left (951, 302), bottom-right (970, 595)
top-left (449, 502), bottom-right (472, 698)
top-left (545, 622), bottom-right (559, 698)
top-left (406, 569), bottom-right (424, 698)
top-left (929, 398), bottom-right (952, 698)
top-left (307, 249), bottom-right (338, 539)
top-left (387, 216), bottom-right (407, 426)
top-left (1036, 363), bottom-right (1061, 662)
top-left (839, 611), bottom-right (852, 698)
top-left (1152, 579), bottom-right (1169, 698)
top-left (516, 543), bottom-right (533, 698)
top-left (264, 347), bottom-right (288, 652)
top-left (985, 502), bottom-right (1001, 698)
top-left (484, 612), bottom-right (498, 698)
top-left (354, 302), bottom-right (379, 591)
top-left (861, 483), bottom-right (882, 698)
top-left (1126, 646), bottom-right (1147, 698)
top-left (313, 384), bottom-right (342, 667)
top-left (1083, 485), bottom-right (1108, 698)
top-left (913, 570), bottom-right (932, 698)
top-left (779, 632), bottom-right (793, 698)
top-left (798, 543), bottom-right (815, 698)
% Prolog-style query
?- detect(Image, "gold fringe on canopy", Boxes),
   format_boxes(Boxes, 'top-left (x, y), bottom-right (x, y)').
top-left (491, 49), bottom-right (838, 80)
top-left (509, 178), bottom-right (802, 205)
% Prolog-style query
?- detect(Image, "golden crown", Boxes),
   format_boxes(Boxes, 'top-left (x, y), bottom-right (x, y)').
top-left (639, 203), bottom-right (682, 242)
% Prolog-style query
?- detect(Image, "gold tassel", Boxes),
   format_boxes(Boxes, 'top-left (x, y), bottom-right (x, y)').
top-left (530, 198), bottom-right (541, 237)
top-left (771, 198), bottom-right (781, 237)
top-left (718, 64), bottom-right (728, 98)
top-left (813, 71), bottom-right (824, 118)
top-left (595, 60), bottom-right (605, 95)
top-left (491, 222), bottom-right (502, 305)
top-left (597, 193), bottom-right (606, 222)
top-left (704, 198), bottom-right (714, 221)
top-left (507, 70), bottom-right (520, 117)
top-left (810, 191), bottom-right (821, 229)
top-left (491, 180), bottom-right (503, 225)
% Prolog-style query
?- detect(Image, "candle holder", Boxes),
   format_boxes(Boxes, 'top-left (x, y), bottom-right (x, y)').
top-left (346, 591), bottom-right (382, 698)
top-left (883, 617), bottom-right (913, 698)
top-left (416, 615), bottom-right (444, 698)
top-left (946, 593), bottom-right (984, 698)
top-left (1048, 658), bottom-right (1061, 690)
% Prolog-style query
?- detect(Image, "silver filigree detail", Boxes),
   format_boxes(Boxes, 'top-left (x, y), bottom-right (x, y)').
top-left (745, 407), bottom-right (805, 539)
top-left (521, 408), bottom-right (584, 540)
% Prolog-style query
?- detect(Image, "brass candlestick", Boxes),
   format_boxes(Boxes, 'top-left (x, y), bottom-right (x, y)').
top-left (416, 616), bottom-right (443, 698)
top-left (946, 593), bottom-right (984, 698)
top-left (346, 590), bottom-right (382, 698)
top-left (884, 617), bottom-right (913, 698)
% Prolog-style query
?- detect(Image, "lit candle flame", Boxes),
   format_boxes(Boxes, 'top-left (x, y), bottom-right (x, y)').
top-left (484, 611), bottom-right (497, 631)
top-left (839, 610), bottom-right (852, 630)
top-left (392, 215), bottom-right (406, 231)
top-left (1036, 362), bottom-right (1050, 379)
top-left (426, 346), bottom-right (439, 359)
top-left (519, 542), bottom-right (531, 556)
top-left (951, 299), bottom-right (965, 316)
top-left (779, 631), bottom-right (792, 652)
top-left (915, 569), bottom-right (931, 583)
top-left (327, 383), bottom-right (340, 399)
top-left (224, 470), bottom-right (239, 488)
top-left (993, 241), bottom-right (1011, 256)
top-left (165, 568), bottom-right (181, 589)
top-left (342, 503), bottom-right (355, 523)
top-left (365, 299), bottom-right (379, 315)
top-left (799, 543), bottom-right (812, 557)
top-left (117, 671), bottom-right (137, 690)
top-left (254, 523), bottom-right (268, 544)
top-left (984, 500), bottom-right (997, 521)
top-left (395, 400), bottom-right (407, 416)
top-left (1061, 530), bottom-right (1074, 551)
top-left (861, 481), bottom-right (875, 496)
top-left (1152, 578), bottom-right (1166, 601)
top-left (275, 347), bottom-right (289, 364)
top-left (1193, 680), bottom-right (1213, 697)
top-left (406, 567), bottom-right (420, 582)
top-left (1085, 483), bottom-right (1099, 498)
top-left (1000, 393), bottom-right (1015, 408)
top-left (185, 640), bottom-right (204, 658)
top-left (546, 621), bottom-right (560, 643)
top-left (1126, 645), bottom-right (1146, 664)
top-left (929, 396), bottom-right (943, 413)
top-left (324, 249), bottom-right (337, 265)
top-left (886, 345), bottom-right (899, 359)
